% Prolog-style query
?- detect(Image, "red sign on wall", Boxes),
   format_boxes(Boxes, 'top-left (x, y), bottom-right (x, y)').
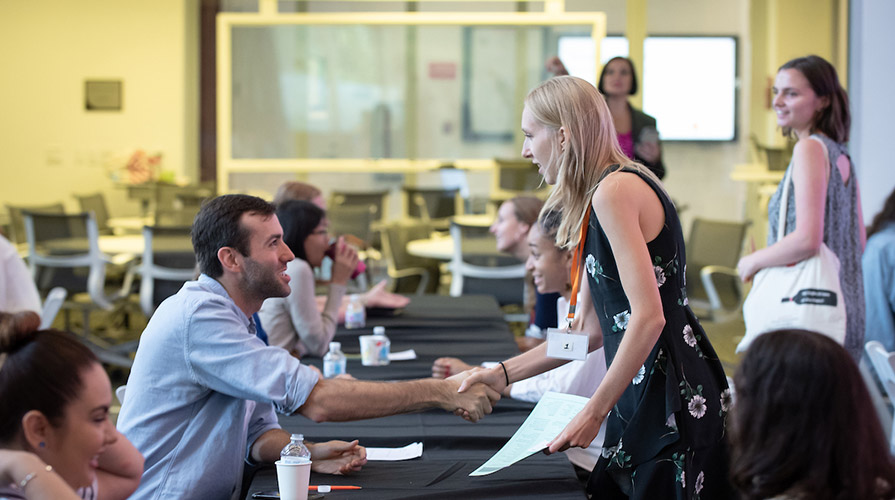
top-left (428, 62), bottom-right (457, 79)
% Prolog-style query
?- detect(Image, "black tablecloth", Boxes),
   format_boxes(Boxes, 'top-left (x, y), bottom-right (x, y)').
top-left (246, 295), bottom-right (587, 499)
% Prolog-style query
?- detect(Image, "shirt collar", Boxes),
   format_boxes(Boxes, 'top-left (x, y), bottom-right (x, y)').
top-left (197, 274), bottom-right (254, 333)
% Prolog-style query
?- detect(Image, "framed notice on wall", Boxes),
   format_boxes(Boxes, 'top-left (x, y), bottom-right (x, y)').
top-left (85, 80), bottom-right (122, 111)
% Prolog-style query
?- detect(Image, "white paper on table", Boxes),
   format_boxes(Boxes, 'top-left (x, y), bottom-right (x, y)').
top-left (366, 442), bottom-right (423, 461)
top-left (469, 391), bottom-right (590, 476)
top-left (388, 349), bottom-right (417, 361)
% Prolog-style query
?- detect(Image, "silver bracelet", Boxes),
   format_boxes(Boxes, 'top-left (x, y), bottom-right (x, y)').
top-left (19, 464), bottom-right (53, 490)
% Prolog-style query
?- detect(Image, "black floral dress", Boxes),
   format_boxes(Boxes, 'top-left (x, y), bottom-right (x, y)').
top-left (583, 167), bottom-right (732, 499)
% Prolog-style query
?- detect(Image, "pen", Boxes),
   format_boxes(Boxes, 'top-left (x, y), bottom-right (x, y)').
top-left (309, 485), bottom-right (362, 491)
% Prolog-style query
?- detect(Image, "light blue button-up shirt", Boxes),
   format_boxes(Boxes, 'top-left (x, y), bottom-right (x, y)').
top-left (117, 275), bottom-right (319, 500)
top-left (864, 223), bottom-right (895, 351)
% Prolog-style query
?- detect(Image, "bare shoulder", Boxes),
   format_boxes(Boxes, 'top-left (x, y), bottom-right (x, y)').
top-left (592, 169), bottom-right (653, 213)
top-left (792, 137), bottom-right (827, 166)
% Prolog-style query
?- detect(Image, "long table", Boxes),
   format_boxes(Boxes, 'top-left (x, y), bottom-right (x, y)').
top-left (245, 295), bottom-right (587, 499)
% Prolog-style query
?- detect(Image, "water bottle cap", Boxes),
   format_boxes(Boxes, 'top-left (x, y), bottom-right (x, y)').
top-left (373, 326), bottom-right (385, 335)
top-left (329, 341), bottom-right (341, 351)
top-left (290, 433), bottom-right (304, 441)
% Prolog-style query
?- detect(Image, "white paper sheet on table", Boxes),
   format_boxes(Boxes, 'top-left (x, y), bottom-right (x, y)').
top-left (388, 349), bottom-right (416, 361)
top-left (469, 391), bottom-right (590, 476)
top-left (366, 442), bottom-right (423, 461)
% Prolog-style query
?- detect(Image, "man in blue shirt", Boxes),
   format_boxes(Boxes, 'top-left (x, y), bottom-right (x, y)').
top-left (117, 194), bottom-right (499, 500)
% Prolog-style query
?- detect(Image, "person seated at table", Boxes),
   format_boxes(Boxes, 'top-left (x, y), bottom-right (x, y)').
top-left (116, 194), bottom-right (500, 500)
top-left (434, 210), bottom-right (608, 472)
top-left (259, 200), bottom-right (364, 357)
top-left (272, 181), bottom-right (410, 325)
top-left (0, 310), bottom-right (144, 500)
top-left (490, 196), bottom-right (560, 350)
top-left (863, 185), bottom-right (895, 354)
top-left (0, 234), bottom-right (42, 315)
top-left (729, 329), bottom-right (895, 499)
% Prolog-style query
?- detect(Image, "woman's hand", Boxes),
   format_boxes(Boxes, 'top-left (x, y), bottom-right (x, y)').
top-left (546, 404), bottom-right (605, 454)
top-left (330, 237), bottom-right (360, 285)
top-left (736, 253), bottom-right (760, 282)
top-left (307, 440), bottom-right (367, 475)
top-left (432, 357), bottom-right (474, 379)
top-left (362, 280), bottom-right (410, 309)
top-left (457, 364), bottom-right (508, 395)
top-left (634, 140), bottom-right (661, 164)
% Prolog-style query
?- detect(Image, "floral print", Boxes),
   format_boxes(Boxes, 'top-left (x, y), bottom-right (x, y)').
top-left (612, 310), bottom-right (630, 333)
top-left (719, 389), bottom-right (731, 413)
top-left (633, 364), bottom-right (646, 385)
top-left (695, 470), bottom-right (705, 495)
top-left (654, 265), bottom-right (667, 287)
top-left (683, 324), bottom-right (696, 347)
top-left (688, 395), bottom-right (707, 419)
top-left (585, 254), bottom-right (596, 278)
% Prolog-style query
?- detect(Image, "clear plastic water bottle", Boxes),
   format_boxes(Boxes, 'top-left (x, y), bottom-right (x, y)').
top-left (280, 433), bottom-right (311, 464)
top-left (372, 326), bottom-right (390, 366)
top-left (323, 341), bottom-right (346, 378)
top-left (345, 294), bottom-right (365, 329)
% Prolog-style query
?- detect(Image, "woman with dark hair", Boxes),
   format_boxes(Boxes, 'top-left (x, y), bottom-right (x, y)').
top-left (730, 329), bottom-right (895, 499)
top-left (598, 56), bottom-right (665, 179)
top-left (863, 186), bottom-right (895, 352)
top-left (0, 311), bottom-right (143, 500)
top-left (258, 200), bottom-right (360, 358)
top-left (736, 55), bottom-right (866, 361)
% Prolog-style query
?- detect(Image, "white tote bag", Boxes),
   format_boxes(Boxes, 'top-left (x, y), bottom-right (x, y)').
top-left (737, 166), bottom-right (847, 352)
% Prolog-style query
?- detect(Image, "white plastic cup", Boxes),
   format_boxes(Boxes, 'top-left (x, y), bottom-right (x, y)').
top-left (275, 459), bottom-right (311, 500)
top-left (359, 334), bottom-right (390, 366)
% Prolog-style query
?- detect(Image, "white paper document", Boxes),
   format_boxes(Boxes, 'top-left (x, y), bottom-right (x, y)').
top-left (388, 349), bottom-right (417, 361)
top-left (366, 442), bottom-right (423, 461)
top-left (469, 391), bottom-right (590, 476)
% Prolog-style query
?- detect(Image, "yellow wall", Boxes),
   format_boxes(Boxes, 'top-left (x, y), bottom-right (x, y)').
top-left (0, 0), bottom-right (198, 216)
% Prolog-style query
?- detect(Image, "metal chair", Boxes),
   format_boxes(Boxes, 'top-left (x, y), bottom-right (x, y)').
top-left (6, 202), bottom-right (65, 244)
top-left (329, 190), bottom-right (389, 222)
top-left (404, 187), bottom-right (462, 228)
top-left (449, 220), bottom-right (525, 305)
top-left (23, 210), bottom-right (136, 367)
top-left (74, 193), bottom-right (112, 234)
top-left (39, 287), bottom-right (67, 330)
top-left (139, 226), bottom-right (197, 317)
top-left (685, 218), bottom-right (749, 321)
top-left (865, 341), bottom-right (895, 454)
top-left (379, 221), bottom-right (438, 295)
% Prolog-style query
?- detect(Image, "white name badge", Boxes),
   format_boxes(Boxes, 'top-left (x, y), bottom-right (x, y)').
top-left (546, 328), bottom-right (589, 361)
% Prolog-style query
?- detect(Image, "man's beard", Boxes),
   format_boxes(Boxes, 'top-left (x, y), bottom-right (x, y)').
top-left (241, 257), bottom-right (289, 302)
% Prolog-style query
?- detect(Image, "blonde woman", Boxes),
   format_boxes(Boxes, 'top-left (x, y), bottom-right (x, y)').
top-left (460, 76), bottom-right (730, 498)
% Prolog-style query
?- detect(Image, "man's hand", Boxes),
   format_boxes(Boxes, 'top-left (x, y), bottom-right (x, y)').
top-left (431, 357), bottom-right (473, 379)
top-left (443, 374), bottom-right (500, 422)
top-left (307, 440), bottom-right (367, 475)
top-left (456, 364), bottom-right (507, 395)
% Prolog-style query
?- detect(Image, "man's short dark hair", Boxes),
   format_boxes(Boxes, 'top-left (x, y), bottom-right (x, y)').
top-left (191, 194), bottom-right (276, 278)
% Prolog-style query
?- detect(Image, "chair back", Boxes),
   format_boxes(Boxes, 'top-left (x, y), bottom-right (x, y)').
top-left (329, 190), bottom-right (388, 221)
top-left (39, 287), bottom-right (67, 330)
top-left (379, 221), bottom-right (438, 294)
top-left (865, 341), bottom-right (895, 454)
top-left (404, 187), bottom-right (461, 222)
top-left (327, 205), bottom-right (378, 249)
top-left (22, 211), bottom-right (115, 310)
top-left (139, 226), bottom-right (197, 317)
top-left (685, 218), bottom-right (748, 318)
top-left (449, 220), bottom-right (525, 305)
top-left (494, 158), bottom-right (544, 192)
top-left (75, 193), bottom-right (111, 234)
top-left (6, 203), bottom-right (65, 244)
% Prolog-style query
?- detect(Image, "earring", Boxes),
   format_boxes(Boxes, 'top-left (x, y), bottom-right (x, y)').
top-left (39, 442), bottom-right (45, 448)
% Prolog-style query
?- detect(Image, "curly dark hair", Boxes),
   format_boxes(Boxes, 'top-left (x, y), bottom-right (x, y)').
top-left (730, 329), bottom-right (895, 500)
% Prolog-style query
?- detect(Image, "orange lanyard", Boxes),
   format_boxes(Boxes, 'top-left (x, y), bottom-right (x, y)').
top-left (566, 209), bottom-right (591, 327)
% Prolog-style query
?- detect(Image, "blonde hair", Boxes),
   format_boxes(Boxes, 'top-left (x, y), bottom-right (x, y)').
top-left (273, 181), bottom-right (321, 207)
top-left (526, 76), bottom-right (661, 249)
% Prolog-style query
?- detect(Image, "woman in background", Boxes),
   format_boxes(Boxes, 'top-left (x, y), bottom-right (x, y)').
top-left (736, 55), bottom-right (865, 361)
top-left (598, 56), bottom-right (665, 179)
top-left (259, 200), bottom-right (359, 357)
top-left (863, 186), bottom-right (895, 353)
top-left (730, 329), bottom-right (895, 499)
top-left (0, 311), bottom-right (143, 500)
top-left (490, 196), bottom-right (560, 349)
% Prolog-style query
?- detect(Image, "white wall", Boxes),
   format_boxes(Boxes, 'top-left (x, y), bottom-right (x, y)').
top-left (850, 0), bottom-right (895, 222)
top-left (0, 0), bottom-right (199, 217)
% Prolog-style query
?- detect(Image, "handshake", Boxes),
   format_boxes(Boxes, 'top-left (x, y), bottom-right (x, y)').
top-left (439, 363), bottom-right (509, 422)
